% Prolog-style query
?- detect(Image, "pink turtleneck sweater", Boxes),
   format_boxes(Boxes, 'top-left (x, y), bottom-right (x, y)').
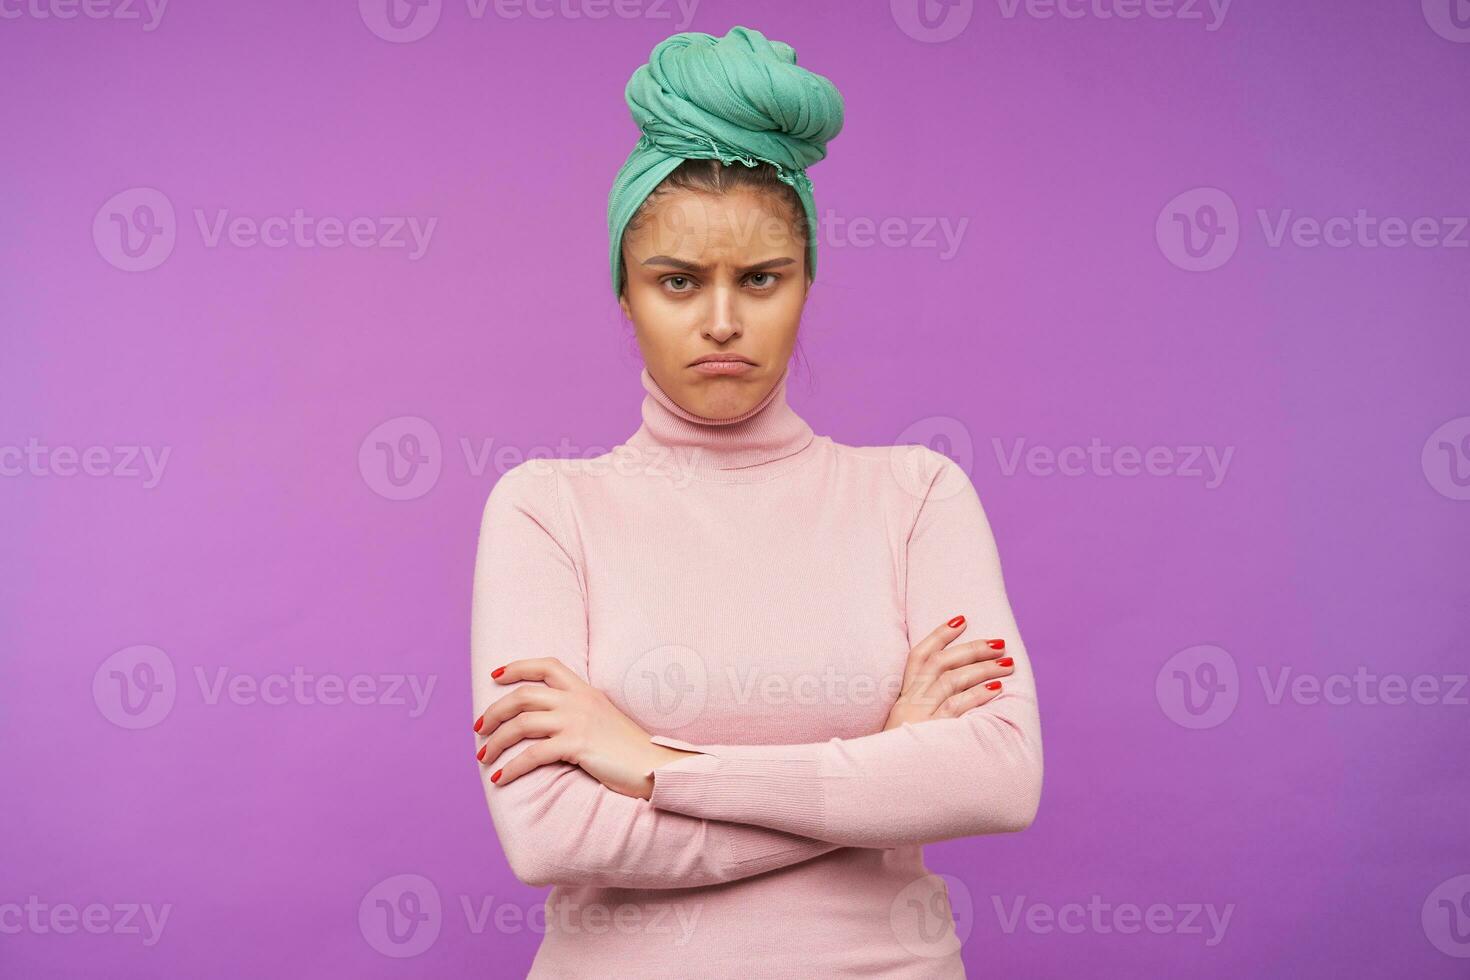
top-left (470, 364), bottom-right (1042, 979)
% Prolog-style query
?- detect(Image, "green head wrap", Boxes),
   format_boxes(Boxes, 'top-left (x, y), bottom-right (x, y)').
top-left (607, 25), bottom-right (845, 298)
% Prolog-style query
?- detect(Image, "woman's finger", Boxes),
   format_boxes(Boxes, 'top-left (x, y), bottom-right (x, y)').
top-left (473, 684), bottom-right (556, 735)
top-left (938, 655), bottom-right (1015, 694)
top-left (935, 678), bottom-right (1005, 718)
top-left (476, 711), bottom-right (559, 767)
top-left (900, 616), bottom-right (972, 685)
top-left (931, 637), bottom-right (1008, 673)
top-left (491, 657), bottom-right (580, 690)
top-left (919, 615), bottom-right (969, 656)
top-left (487, 736), bottom-right (570, 787)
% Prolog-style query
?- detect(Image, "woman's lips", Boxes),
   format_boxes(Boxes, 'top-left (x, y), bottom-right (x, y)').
top-left (691, 360), bottom-right (754, 376)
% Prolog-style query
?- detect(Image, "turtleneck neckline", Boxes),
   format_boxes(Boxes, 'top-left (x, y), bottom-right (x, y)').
top-left (624, 364), bottom-right (819, 482)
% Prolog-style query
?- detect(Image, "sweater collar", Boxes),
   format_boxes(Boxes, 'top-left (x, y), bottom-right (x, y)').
top-left (625, 363), bottom-right (817, 479)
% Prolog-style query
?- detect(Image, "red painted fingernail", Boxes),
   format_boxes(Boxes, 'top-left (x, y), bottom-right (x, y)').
top-left (997, 657), bottom-right (1014, 667)
top-left (477, 744), bottom-right (487, 761)
top-left (947, 615), bottom-right (965, 628)
top-left (491, 769), bottom-right (502, 783)
top-left (987, 639), bottom-right (1005, 650)
top-left (492, 667), bottom-right (505, 679)
top-left (985, 681), bottom-right (1002, 691)
top-left (473, 716), bottom-right (483, 732)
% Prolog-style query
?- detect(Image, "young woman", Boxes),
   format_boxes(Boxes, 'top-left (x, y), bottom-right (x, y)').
top-left (470, 25), bottom-right (1042, 979)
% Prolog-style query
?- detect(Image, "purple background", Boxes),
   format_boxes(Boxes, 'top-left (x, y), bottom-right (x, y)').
top-left (4, 0), bottom-right (1468, 977)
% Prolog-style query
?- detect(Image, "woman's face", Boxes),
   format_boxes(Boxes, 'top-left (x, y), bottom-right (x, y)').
top-left (618, 187), bottom-right (809, 420)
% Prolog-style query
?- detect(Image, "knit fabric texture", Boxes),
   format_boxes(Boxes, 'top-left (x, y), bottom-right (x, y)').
top-left (470, 364), bottom-right (1044, 977)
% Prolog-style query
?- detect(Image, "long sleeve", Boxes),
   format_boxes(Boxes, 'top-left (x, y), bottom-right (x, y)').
top-left (644, 445), bottom-right (1043, 849)
top-left (471, 460), bottom-right (844, 889)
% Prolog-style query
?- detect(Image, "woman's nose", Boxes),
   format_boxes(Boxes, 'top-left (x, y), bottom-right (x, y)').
top-left (702, 286), bottom-right (741, 342)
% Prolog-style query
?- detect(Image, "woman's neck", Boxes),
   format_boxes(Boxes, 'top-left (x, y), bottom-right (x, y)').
top-left (624, 363), bottom-right (817, 481)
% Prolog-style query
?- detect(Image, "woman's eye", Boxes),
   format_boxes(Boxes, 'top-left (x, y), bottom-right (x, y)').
top-left (662, 272), bottom-right (778, 292)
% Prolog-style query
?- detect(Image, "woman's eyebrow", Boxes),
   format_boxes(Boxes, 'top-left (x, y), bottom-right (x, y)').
top-left (642, 256), bottom-right (797, 273)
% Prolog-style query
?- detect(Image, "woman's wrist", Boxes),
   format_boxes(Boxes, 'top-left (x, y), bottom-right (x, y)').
top-left (636, 744), bottom-right (705, 800)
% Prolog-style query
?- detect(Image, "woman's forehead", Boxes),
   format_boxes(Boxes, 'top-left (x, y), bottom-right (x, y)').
top-left (630, 190), bottom-right (800, 257)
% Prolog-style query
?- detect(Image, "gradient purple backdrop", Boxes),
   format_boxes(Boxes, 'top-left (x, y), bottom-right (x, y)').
top-left (3, 0), bottom-right (1468, 977)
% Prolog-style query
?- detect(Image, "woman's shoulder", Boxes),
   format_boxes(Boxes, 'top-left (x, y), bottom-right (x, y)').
top-left (479, 457), bottom-right (569, 523)
top-left (825, 437), bottom-right (964, 481)
top-left (819, 437), bottom-right (975, 508)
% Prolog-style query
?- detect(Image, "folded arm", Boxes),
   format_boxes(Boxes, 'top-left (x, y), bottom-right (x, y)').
top-left (471, 461), bottom-right (844, 889)
top-left (644, 446), bottom-right (1044, 849)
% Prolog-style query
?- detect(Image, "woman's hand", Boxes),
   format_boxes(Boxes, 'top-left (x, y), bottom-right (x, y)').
top-left (882, 615), bottom-right (1014, 731)
top-left (473, 657), bottom-right (698, 799)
